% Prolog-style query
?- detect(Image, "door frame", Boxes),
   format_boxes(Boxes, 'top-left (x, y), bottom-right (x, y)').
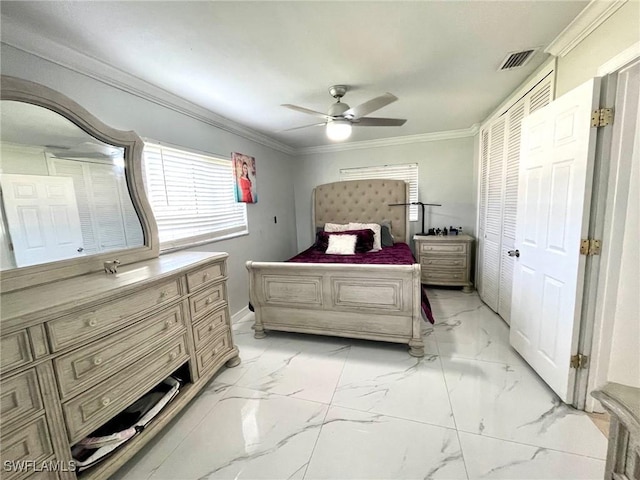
top-left (577, 44), bottom-right (640, 412)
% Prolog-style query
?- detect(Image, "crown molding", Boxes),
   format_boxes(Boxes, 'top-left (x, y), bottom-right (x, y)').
top-left (545, 0), bottom-right (628, 58)
top-left (297, 125), bottom-right (479, 155)
top-left (1, 19), bottom-right (296, 156)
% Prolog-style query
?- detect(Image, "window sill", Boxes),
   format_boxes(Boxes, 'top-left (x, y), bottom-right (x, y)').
top-left (159, 229), bottom-right (249, 254)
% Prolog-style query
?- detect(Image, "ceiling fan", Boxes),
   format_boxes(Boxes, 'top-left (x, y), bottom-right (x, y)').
top-left (281, 85), bottom-right (407, 141)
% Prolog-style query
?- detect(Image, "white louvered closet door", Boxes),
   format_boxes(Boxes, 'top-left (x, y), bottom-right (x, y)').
top-left (477, 129), bottom-right (489, 298)
top-left (482, 117), bottom-right (506, 312)
top-left (478, 72), bottom-right (554, 320)
top-left (498, 100), bottom-right (525, 324)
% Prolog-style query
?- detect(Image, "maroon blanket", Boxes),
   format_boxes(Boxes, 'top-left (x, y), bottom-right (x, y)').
top-left (288, 243), bottom-right (434, 324)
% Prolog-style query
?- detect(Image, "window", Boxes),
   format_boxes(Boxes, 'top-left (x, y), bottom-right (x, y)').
top-left (340, 163), bottom-right (419, 220)
top-left (143, 143), bottom-right (247, 249)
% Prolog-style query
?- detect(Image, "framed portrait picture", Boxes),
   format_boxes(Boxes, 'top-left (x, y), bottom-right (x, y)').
top-left (231, 152), bottom-right (257, 203)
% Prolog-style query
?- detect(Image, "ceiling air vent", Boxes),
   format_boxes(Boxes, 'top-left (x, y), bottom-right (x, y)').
top-left (499, 49), bottom-right (537, 70)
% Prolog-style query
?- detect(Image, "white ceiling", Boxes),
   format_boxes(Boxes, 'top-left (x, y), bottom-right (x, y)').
top-left (0, 1), bottom-right (589, 150)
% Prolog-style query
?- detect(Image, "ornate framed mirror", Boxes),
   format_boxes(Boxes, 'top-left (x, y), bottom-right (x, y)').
top-left (0, 76), bottom-right (159, 292)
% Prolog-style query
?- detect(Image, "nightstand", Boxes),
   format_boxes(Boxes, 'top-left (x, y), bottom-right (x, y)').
top-left (414, 234), bottom-right (474, 292)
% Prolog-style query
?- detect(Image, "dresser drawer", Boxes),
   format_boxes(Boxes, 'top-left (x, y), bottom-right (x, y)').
top-left (421, 257), bottom-right (467, 269)
top-left (54, 304), bottom-right (186, 400)
top-left (193, 307), bottom-right (229, 350)
top-left (422, 269), bottom-right (467, 284)
top-left (1, 369), bottom-right (43, 428)
top-left (1, 330), bottom-right (33, 373)
top-left (47, 279), bottom-right (181, 352)
top-left (189, 282), bottom-right (226, 322)
top-left (63, 334), bottom-right (190, 443)
top-left (196, 329), bottom-right (232, 376)
top-left (0, 416), bottom-right (54, 479)
top-left (420, 243), bottom-right (467, 255)
top-left (187, 262), bottom-right (225, 292)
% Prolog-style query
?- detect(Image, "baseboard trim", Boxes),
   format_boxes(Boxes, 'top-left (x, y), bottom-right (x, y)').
top-left (231, 306), bottom-right (252, 324)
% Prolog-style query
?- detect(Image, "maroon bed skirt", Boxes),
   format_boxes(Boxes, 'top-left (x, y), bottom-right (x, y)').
top-left (287, 243), bottom-right (435, 324)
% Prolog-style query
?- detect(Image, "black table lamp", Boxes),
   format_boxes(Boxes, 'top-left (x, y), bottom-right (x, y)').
top-left (389, 201), bottom-right (442, 235)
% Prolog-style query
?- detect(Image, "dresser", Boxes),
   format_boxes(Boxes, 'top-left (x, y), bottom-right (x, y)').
top-left (414, 234), bottom-right (474, 292)
top-left (592, 383), bottom-right (640, 480)
top-left (0, 251), bottom-right (240, 480)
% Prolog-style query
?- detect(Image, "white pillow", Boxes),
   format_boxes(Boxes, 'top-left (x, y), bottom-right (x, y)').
top-left (349, 222), bottom-right (381, 251)
top-left (324, 223), bottom-right (351, 232)
top-left (325, 234), bottom-right (357, 255)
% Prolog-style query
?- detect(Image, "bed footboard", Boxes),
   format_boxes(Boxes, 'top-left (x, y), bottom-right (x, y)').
top-left (246, 261), bottom-right (424, 356)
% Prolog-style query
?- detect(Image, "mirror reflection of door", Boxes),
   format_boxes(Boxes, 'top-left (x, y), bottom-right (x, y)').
top-left (0, 100), bottom-right (145, 271)
top-left (47, 158), bottom-right (144, 255)
top-left (0, 174), bottom-right (84, 267)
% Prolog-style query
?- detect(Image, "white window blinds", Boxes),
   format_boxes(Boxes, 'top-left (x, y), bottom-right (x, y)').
top-left (340, 163), bottom-right (419, 220)
top-left (143, 143), bottom-right (247, 249)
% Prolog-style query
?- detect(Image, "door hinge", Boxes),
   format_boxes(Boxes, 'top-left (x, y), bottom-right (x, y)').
top-left (570, 354), bottom-right (588, 369)
top-left (580, 239), bottom-right (601, 256)
top-left (591, 108), bottom-right (613, 127)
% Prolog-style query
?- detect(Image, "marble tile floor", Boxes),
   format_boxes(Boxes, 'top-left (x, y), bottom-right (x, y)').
top-left (115, 289), bottom-right (607, 480)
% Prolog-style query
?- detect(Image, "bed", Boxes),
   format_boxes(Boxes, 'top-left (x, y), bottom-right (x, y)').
top-left (246, 179), bottom-right (430, 357)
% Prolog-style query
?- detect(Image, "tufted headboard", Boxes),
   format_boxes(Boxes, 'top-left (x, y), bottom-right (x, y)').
top-left (312, 179), bottom-right (410, 244)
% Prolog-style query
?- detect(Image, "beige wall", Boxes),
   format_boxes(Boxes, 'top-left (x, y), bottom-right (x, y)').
top-left (556, 1), bottom-right (640, 96)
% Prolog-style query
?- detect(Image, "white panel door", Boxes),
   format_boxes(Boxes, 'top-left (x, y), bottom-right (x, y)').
top-left (1, 174), bottom-right (84, 267)
top-left (510, 78), bottom-right (600, 402)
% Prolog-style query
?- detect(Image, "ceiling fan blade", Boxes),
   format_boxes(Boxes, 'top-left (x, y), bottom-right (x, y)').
top-left (352, 117), bottom-right (407, 127)
top-left (282, 104), bottom-right (331, 120)
top-left (278, 122), bottom-right (326, 132)
top-left (343, 93), bottom-right (398, 119)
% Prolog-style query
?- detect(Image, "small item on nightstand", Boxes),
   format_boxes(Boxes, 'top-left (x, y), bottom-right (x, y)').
top-left (428, 228), bottom-right (436, 236)
top-left (449, 226), bottom-right (458, 235)
top-left (459, 226), bottom-right (463, 235)
top-left (443, 227), bottom-right (448, 236)
top-left (435, 228), bottom-right (442, 236)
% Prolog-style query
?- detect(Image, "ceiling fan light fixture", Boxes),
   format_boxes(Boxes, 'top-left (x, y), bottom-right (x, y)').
top-left (326, 119), bottom-right (352, 141)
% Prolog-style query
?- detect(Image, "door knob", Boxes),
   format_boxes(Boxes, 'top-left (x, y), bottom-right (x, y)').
top-left (507, 249), bottom-right (520, 258)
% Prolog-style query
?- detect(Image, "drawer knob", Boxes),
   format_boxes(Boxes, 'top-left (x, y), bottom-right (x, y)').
top-left (93, 356), bottom-right (103, 366)
top-left (159, 291), bottom-right (167, 300)
top-left (203, 272), bottom-right (210, 281)
top-left (205, 297), bottom-right (213, 305)
top-left (101, 397), bottom-right (111, 407)
top-left (87, 319), bottom-right (98, 327)
top-left (208, 325), bottom-right (214, 332)
top-left (428, 261), bottom-right (433, 264)
top-left (169, 352), bottom-right (178, 361)
top-left (164, 319), bottom-right (172, 329)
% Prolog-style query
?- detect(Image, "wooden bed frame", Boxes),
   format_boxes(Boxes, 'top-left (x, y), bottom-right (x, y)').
top-left (246, 179), bottom-right (425, 357)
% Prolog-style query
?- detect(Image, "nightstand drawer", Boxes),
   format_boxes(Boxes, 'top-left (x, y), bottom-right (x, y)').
top-left (422, 269), bottom-right (467, 283)
top-left (420, 243), bottom-right (467, 255)
top-left (421, 257), bottom-right (466, 268)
